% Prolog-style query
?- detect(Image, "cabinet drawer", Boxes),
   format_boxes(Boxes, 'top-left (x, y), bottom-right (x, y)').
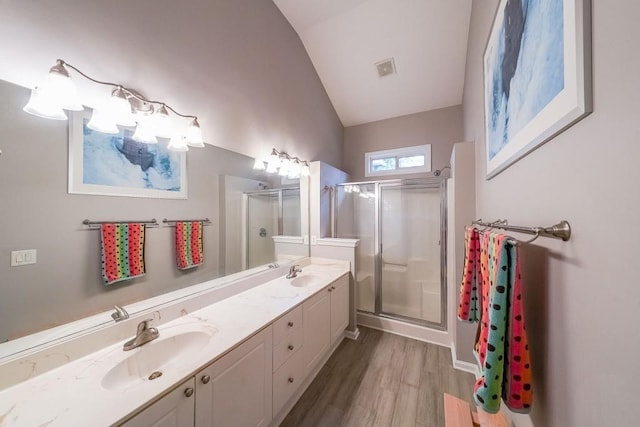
top-left (273, 305), bottom-right (302, 345)
top-left (273, 326), bottom-right (303, 372)
top-left (273, 347), bottom-right (304, 416)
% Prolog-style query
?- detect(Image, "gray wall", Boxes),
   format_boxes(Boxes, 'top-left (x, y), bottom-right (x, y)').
top-left (0, 0), bottom-right (343, 341)
top-left (342, 106), bottom-right (464, 181)
top-left (0, 0), bottom-right (343, 167)
top-left (462, 1), bottom-right (640, 426)
top-left (0, 80), bottom-right (276, 340)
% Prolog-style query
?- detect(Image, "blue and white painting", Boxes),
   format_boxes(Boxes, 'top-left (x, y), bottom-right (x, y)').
top-left (483, 0), bottom-right (591, 178)
top-left (82, 119), bottom-right (182, 191)
top-left (68, 112), bottom-right (187, 199)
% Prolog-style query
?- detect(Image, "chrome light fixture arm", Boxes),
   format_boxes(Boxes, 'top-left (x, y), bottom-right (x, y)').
top-left (57, 59), bottom-right (197, 120)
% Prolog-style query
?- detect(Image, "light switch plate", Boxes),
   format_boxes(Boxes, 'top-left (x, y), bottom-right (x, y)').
top-left (11, 249), bottom-right (37, 267)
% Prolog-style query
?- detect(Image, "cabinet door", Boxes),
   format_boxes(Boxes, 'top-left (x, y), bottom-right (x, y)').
top-left (121, 377), bottom-right (195, 427)
top-left (330, 275), bottom-right (350, 344)
top-left (302, 288), bottom-right (331, 377)
top-left (195, 327), bottom-right (272, 427)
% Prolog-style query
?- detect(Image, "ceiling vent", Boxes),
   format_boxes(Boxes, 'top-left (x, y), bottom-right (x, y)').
top-left (375, 58), bottom-right (396, 77)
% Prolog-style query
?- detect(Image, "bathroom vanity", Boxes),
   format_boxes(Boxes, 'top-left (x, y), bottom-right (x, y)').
top-left (0, 259), bottom-right (352, 427)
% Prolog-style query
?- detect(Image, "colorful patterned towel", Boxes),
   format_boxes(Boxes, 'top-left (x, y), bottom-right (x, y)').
top-left (458, 226), bottom-right (481, 322)
top-left (473, 232), bottom-right (533, 414)
top-left (175, 221), bottom-right (203, 270)
top-left (101, 223), bottom-right (146, 285)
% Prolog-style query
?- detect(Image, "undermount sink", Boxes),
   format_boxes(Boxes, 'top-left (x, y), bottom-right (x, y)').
top-left (102, 330), bottom-right (211, 391)
top-left (290, 275), bottom-right (318, 287)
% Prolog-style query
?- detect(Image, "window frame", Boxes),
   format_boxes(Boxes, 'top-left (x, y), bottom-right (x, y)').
top-left (364, 144), bottom-right (432, 177)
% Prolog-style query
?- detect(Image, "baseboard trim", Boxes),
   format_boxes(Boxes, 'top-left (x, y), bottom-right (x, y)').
top-left (344, 327), bottom-right (360, 341)
top-left (357, 312), bottom-right (451, 347)
top-left (503, 409), bottom-right (534, 427)
top-left (450, 344), bottom-right (480, 375)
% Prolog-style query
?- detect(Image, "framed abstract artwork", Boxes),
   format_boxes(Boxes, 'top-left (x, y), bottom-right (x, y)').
top-left (68, 109), bottom-right (187, 199)
top-left (483, 0), bottom-right (592, 178)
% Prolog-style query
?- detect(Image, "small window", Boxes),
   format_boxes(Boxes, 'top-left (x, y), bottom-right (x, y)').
top-left (365, 144), bottom-right (431, 177)
top-left (371, 157), bottom-right (396, 172)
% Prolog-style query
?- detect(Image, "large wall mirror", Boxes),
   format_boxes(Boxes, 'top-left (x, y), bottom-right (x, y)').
top-left (0, 79), bottom-right (310, 358)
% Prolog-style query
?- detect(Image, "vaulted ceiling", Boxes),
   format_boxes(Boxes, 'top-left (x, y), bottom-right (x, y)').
top-left (273, 0), bottom-right (473, 126)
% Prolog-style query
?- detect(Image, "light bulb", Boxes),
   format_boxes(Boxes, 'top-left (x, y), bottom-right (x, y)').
top-left (267, 149), bottom-right (281, 172)
top-left (23, 86), bottom-right (68, 120)
top-left (168, 135), bottom-right (189, 152)
top-left (278, 157), bottom-right (291, 177)
top-left (266, 161), bottom-right (279, 174)
top-left (37, 60), bottom-right (83, 112)
top-left (150, 104), bottom-right (173, 138)
top-left (287, 159), bottom-right (302, 179)
top-left (87, 108), bottom-right (119, 134)
top-left (185, 118), bottom-right (204, 148)
top-left (103, 87), bottom-right (136, 127)
top-left (131, 117), bottom-right (158, 144)
top-left (301, 162), bottom-right (311, 177)
top-left (253, 158), bottom-right (266, 170)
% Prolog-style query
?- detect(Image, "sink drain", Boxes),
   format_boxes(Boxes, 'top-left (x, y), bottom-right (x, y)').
top-left (148, 371), bottom-right (163, 380)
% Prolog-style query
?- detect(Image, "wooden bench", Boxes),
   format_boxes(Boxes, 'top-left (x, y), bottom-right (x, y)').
top-left (443, 393), bottom-right (509, 427)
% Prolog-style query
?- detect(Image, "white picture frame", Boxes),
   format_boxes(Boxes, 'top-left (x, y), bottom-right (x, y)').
top-left (68, 109), bottom-right (187, 199)
top-left (483, 0), bottom-right (592, 179)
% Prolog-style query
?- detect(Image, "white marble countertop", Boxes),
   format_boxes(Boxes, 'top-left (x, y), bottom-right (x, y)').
top-left (0, 260), bottom-right (349, 427)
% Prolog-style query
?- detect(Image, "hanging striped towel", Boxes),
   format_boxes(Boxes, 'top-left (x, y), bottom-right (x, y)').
top-left (458, 226), bottom-right (481, 322)
top-left (473, 232), bottom-right (533, 414)
top-left (101, 223), bottom-right (146, 285)
top-left (175, 221), bottom-right (204, 270)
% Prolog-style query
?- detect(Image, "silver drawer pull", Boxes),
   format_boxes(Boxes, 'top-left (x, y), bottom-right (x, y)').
top-left (288, 377), bottom-right (295, 383)
top-left (201, 375), bottom-right (210, 384)
top-left (288, 345), bottom-right (294, 351)
top-left (287, 321), bottom-right (294, 327)
top-left (184, 387), bottom-right (194, 398)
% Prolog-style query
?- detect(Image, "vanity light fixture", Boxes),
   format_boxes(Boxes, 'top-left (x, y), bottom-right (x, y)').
top-left (23, 59), bottom-right (205, 152)
top-left (253, 148), bottom-right (310, 179)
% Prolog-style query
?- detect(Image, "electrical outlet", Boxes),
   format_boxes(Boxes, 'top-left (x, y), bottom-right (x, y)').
top-left (311, 236), bottom-right (317, 245)
top-left (11, 249), bottom-right (37, 267)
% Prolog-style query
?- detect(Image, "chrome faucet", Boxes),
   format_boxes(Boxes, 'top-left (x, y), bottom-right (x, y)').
top-left (111, 305), bottom-right (129, 322)
top-left (123, 319), bottom-right (159, 351)
top-left (286, 265), bottom-right (302, 279)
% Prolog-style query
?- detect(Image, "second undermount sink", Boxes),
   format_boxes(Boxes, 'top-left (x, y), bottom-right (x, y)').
top-left (102, 329), bottom-right (212, 391)
top-left (289, 274), bottom-right (319, 287)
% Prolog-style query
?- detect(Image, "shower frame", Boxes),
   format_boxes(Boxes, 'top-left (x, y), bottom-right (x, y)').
top-left (242, 186), bottom-right (300, 269)
top-left (333, 177), bottom-right (448, 330)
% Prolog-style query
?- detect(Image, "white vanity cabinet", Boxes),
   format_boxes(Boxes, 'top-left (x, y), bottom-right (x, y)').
top-left (329, 274), bottom-right (349, 344)
top-left (302, 273), bottom-right (350, 376)
top-left (195, 327), bottom-right (273, 427)
top-left (121, 377), bottom-right (196, 427)
top-left (119, 272), bottom-right (350, 427)
top-left (272, 306), bottom-right (304, 416)
top-left (302, 284), bottom-right (332, 377)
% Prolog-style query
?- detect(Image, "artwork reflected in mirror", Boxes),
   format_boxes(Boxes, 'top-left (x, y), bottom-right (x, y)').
top-left (0, 78), bottom-right (308, 354)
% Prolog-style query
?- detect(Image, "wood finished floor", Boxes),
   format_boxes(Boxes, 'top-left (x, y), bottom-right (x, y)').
top-left (280, 326), bottom-right (476, 427)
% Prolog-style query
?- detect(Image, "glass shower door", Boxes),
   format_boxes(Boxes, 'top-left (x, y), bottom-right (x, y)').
top-left (379, 181), bottom-right (444, 325)
top-left (281, 188), bottom-right (301, 236)
top-left (246, 191), bottom-right (279, 268)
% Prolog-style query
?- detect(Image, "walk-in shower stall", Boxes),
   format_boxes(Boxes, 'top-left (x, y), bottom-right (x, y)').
top-left (334, 178), bottom-right (447, 329)
top-left (244, 187), bottom-right (301, 269)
